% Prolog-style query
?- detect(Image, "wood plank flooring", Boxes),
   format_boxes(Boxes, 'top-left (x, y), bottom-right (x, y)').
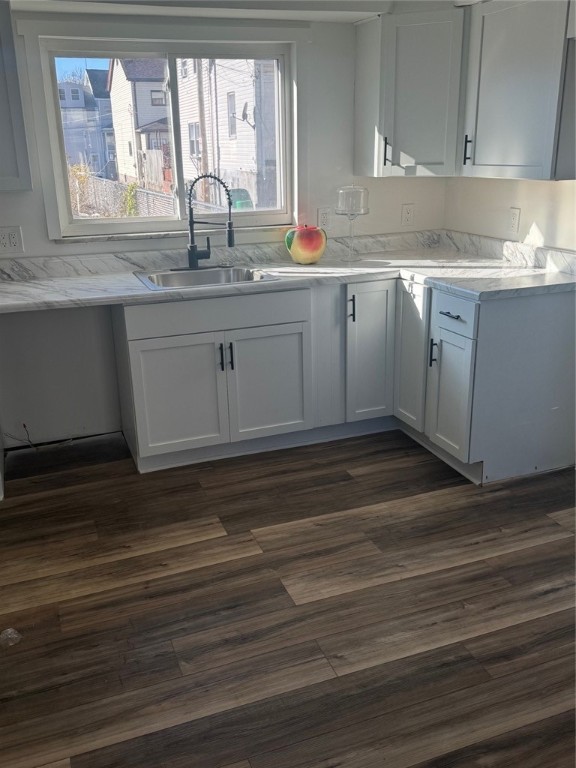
top-left (0, 431), bottom-right (574, 768)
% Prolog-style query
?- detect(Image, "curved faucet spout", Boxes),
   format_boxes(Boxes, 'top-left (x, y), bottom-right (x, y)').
top-left (187, 173), bottom-right (235, 269)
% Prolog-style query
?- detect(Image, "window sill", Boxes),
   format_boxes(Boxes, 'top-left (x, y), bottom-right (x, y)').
top-left (53, 224), bottom-right (292, 245)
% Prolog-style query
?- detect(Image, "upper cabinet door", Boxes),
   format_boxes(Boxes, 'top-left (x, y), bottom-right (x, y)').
top-left (0, 5), bottom-right (31, 191)
top-left (381, 10), bottom-right (464, 177)
top-left (462, 0), bottom-right (569, 179)
top-left (354, 9), bottom-right (464, 177)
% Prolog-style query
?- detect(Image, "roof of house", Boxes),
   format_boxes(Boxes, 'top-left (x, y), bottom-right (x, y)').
top-left (85, 69), bottom-right (110, 99)
top-left (136, 117), bottom-right (170, 133)
top-left (119, 59), bottom-right (167, 82)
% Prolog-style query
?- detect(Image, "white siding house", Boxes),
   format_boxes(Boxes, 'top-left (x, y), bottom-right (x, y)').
top-left (177, 58), bottom-right (278, 211)
top-left (108, 59), bottom-right (171, 190)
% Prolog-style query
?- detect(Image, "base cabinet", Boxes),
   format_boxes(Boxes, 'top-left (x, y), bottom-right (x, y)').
top-left (346, 280), bottom-right (396, 421)
top-left (425, 326), bottom-right (476, 463)
top-left (394, 280), bottom-right (430, 431)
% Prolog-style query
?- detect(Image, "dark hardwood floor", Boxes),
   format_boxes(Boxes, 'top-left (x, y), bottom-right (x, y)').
top-left (0, 431), bottom-right (574, 768)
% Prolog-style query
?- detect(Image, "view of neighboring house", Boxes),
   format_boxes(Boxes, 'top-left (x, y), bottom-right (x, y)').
top-left (107, 58), bottom-right (172, 192)
top-left (177, 58), bottom-right (279, 211)
top-left (84, 68), bottom-right (117, 180)
top-left (58, 72), bottom-right (116, 181)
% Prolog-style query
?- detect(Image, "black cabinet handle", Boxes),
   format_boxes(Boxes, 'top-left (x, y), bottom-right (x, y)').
top-left (383, 136), bottom-right (389, 167)
top-left (463, 134), bottom-right (472, 165)
top-left (439, 310), bottom-right (462, 321)
top-left (218, 343), bottom-right (225, 371)
top-left (229, 342), bottom-right (235, 371)
top-left (350, 294), bottom-right (356, 322)
top-left (429, 338), bottom-right (438, 367)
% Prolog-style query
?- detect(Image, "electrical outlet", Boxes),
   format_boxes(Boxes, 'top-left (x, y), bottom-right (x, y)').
top-left (509, 207), bottom-right (521, 235)
top-left (0, 226), bottom-right (24, 254)
top-left (317, 207), bottom-right (331, 230)
top-left (401, 203), bottom-right (414, 226)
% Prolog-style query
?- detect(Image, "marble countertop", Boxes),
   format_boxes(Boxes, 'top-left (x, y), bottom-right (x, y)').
top-left (0, 250), bottom-right (574, 314)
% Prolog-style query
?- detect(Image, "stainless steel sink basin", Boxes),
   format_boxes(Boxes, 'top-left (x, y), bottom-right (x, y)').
top-left (134, 266), bottom-right (278, 290)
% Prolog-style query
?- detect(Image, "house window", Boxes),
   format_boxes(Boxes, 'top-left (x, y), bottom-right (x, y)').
top-left (43, 50), bottom-right (289, 238)
top-left (58, 88), bottom-right (65, 100)
top-left (227, 92), bottom-right (237, 139)
top-left (70, 88), bottom-right (80, 100)
top-left (188, 122), bottom-right (201, 158)
top-left (151, 90), bottom-right (166, 106)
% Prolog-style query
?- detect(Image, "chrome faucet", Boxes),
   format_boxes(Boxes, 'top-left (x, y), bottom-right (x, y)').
top-left (187, 173), bottom-right (235, 269)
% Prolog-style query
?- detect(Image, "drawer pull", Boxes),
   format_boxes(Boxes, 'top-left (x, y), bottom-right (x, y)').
top-left (439, 310), bottom-right (462, 321)
top-left (429, 338), bottom-right (438, 367)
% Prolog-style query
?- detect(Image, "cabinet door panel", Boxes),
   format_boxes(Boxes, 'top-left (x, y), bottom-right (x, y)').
top-left (463, 0), bottom-right (568, 178)
top-left (227, 323), bottom-right (313, 441)
top-left (425, 327), bottom-right (475, 462)
top-left (394, 281), bottom-right (430, 432)
top-left (346, 281), bottom-right (395, 421)
top-left (129, 332), bottom-right (229, 456)
top-left (382, 10), bottom-right (463, 176)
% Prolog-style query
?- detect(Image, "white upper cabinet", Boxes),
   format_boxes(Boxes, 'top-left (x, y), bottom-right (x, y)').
top-left (462, 0), bottom-right (569, 179)
top-left (0, 4), bottom-right (31, 191)
top-left (354, 8), bottom-right (464, 177)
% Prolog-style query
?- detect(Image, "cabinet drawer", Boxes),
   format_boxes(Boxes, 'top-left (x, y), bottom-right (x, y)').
top-left (431, 291), bottom-right (479, 338)
top-left (124, 289), bottom-right (311, 340)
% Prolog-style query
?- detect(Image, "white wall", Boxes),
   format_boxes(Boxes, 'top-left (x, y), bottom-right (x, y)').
top-left (445, 178), bottom-right (576, 251)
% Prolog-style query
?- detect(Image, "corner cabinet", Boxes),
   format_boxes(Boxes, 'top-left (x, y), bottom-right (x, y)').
top-left (0, 5), bottom-right (31, 191)
top-left (394, 279), bottom-right (430, 432)
top-left (346, 280), bottom-right (396, 421)
top-left (354, 8), bottom-right (464, 177)
top-left (113, 291), bottom-right (314, 467)
top-left (462, 0), bottom-right (570, 179)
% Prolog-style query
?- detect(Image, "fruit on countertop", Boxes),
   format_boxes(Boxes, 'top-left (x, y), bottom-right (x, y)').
top-left (285, 225), bottom-right (327, 264)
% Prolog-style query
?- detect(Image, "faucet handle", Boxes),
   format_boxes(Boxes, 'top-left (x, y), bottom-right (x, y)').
top-left (205, 236), bottom-right (211, 256)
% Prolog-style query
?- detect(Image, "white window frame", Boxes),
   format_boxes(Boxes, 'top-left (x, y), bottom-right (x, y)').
top-left (20, 22), bottom-right (296, 239)
top-left (188, 121), bottom-right (201, 158)
top-left (227, 91), bottom-right (237, 139)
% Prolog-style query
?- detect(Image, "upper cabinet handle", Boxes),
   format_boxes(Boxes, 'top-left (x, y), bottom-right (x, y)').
top-left (463, 135), bottom-right (473, 165)
top-left (350, 294), bottom-right (357, 322)
top-left (229, 342), bottom-right (235, 371)
top-left (439, 310), bottom-right (462, 320)
top-left (383, 136), bottom-right (389, 167)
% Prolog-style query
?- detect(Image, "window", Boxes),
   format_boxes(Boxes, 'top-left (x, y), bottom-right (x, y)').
top-left (227, 92), bottom-right (236, 139)
top-left (150, 89), bottom-right (166, 106)
top-left (58, 88), bottom-right (65, 100)
top-left (188, 122), bottom-right (201, 158)
top-left (43, 48), bottom-right (290, 237)
top-left (70, 88), bottom-right (80, 100)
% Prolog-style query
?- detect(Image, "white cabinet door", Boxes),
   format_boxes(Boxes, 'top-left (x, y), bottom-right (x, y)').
top-left (425, 326), bottom-right (476, 462)
top-left (0, 5), bottom-right (31, 190)
top-left (346, 281), bottom-right (396, 421)
top-left (129, 332), bottom-right (229, 456)
top-left (381, 9), bottom-right (464, 177)
top-left (462, 0), bottom-right (569, 179)
top-left (354, 9), bottom-right (463, 177)
top-left (227, 322), bottom-right (313, 441)
top-left (394, 280), bottom-right (430, 432)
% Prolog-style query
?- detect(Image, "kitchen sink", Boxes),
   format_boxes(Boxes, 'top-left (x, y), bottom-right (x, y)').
top-left (134, 266), bottom-right (278, 290)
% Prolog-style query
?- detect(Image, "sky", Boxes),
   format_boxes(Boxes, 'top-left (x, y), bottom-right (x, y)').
top-left (55, 57), bottom-right (110, 80)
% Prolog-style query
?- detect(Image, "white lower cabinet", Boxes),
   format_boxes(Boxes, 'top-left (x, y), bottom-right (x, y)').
top-left (425, 325), bottom-right (476, 463)
top-left (346, 280), bottom-right (396, 421)
top-left (115, 290), bottom-right (314, 463)
top-left (129, 332), bottom-right (229, 457)
top-left (226, 323), bottom-right (313, 441)
top-left (129, 322), bottom-right (313, 457)
top-left (394, 280), bottom-right (430, 431)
